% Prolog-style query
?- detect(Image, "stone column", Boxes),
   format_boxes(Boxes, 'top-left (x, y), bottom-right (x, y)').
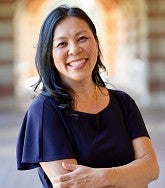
top-left (147, 0), bottom-right (165, 106)
top-left (0, 0), bottom-right (15, 110)
top-left (97, 0), bottom-right (150, 106)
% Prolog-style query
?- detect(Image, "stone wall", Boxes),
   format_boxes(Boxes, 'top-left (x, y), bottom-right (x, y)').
top-left (147, 0), bottom-right (165, 106)
top-left (97, 0), bottom-right (150, 106)
top-left (97, 0), bottom-right (165, 106)
top-left (0, 0), bottom-right (15, 110)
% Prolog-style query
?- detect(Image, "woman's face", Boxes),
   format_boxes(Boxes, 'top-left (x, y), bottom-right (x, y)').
top-left (52, 16), bottom-right (98, 86)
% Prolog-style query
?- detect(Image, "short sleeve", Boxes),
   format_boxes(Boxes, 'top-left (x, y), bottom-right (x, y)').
top-left (115, 90), bottom-right (150, 140)
top-left (16, 95), bottom-right (76, 170)
top-left (128, 98), bottom-right (149, 139)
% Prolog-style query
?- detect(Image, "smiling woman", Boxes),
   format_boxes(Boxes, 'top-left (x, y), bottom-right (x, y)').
top-left (52, 16), bottom-right (98, 84)
top-left (16, 4), bottom-right (159, 188)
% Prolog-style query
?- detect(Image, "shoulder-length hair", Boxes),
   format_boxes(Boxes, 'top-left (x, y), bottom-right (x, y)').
top-left (34, 4), bottom-right (106, 115)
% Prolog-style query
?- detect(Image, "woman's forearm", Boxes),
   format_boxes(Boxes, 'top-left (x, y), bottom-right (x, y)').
top-left (101, 155), bottom-right (158, 188)
top-left (100, 138), bottom-right (159, 188)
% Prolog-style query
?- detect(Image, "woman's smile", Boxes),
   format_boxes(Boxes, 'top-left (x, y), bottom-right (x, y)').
top-left (67, 58), bottom-right (88, 70)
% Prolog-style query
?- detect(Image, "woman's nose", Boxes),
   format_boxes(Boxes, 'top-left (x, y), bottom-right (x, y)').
top-left (68, 42), bottom-right (82, 55)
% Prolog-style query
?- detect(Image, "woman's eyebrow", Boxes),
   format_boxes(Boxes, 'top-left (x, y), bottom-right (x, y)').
top-left (75, 30), bottom-right (89, 36)
top-left (53, 36), bottom-right (66, 41)
top-left (53, 30), bottom-right (90, 41)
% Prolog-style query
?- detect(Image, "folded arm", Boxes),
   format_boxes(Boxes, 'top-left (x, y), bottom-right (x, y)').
top-left (40, 136), bottom-right (159, 188)
top-left (101, 136), bottom-right (159, 188)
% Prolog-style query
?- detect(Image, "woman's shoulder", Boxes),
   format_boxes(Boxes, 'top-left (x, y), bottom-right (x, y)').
top-left (108, 88), bottom-right (133, 102)
top-left (27, 94), bottom-right (58, 113)
top-left (108, 88), bottom-right (138, 112)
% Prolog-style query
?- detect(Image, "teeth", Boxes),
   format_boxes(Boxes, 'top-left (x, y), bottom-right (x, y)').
top-left (69, 59), bottom-right (86, 67)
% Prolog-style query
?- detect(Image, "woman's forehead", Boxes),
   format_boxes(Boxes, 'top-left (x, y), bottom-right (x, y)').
top-left (53, 16), bottom-right (93, 39)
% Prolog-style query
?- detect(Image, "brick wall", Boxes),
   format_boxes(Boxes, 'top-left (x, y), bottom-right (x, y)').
top-left (147, 0), bottom-right (165, 105)
top-left (0, 0), bottom-right (15, 110)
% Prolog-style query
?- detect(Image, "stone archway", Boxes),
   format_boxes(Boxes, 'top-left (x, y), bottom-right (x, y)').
top-left (97, 0), bottom-right (150, 105)
top-left (13, 0), bottom-right (45, 109)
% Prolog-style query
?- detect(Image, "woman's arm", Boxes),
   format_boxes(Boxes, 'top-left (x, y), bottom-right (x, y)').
top-left (50, 137), bottom-right (159, 188)
top-left (40, 158), bottom-right (116, 187)
top-left (100, 136), bottom-right (159, 188)
top-left (113, 136), bottom-right (159, 187)
top-left (39, 158), bottom-right (78, 186)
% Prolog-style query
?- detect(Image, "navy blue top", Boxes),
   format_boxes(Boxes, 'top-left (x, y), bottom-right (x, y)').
top-left (16, 89), bottom-right (149, 188)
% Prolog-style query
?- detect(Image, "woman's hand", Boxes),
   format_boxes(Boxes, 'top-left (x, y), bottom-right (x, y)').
top-left (51, 162), bottom-right (106, 188)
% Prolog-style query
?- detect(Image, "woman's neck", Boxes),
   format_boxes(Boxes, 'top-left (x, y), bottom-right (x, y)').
top-left (72, 82), bottom-right (97, 102)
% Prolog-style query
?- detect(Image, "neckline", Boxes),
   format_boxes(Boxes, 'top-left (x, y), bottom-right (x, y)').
top-left (74, 89), bottom-right (112, 116)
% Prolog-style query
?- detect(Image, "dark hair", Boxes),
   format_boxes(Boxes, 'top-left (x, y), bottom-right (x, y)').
top-left (34, 4), bottom-right (106, 115)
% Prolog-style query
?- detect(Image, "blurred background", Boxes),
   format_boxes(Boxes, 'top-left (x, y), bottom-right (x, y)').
top-left (0, 0), bottom-right (165, 187)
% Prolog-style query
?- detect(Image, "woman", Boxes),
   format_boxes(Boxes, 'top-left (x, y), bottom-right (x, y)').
top-left (17, 5), bottom-right (159, 188)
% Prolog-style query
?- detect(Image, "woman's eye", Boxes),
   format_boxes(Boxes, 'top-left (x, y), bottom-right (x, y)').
top-left (57, 42), bottom-right (66, 48)
top-left (78, 36), bottom-right (88, 42)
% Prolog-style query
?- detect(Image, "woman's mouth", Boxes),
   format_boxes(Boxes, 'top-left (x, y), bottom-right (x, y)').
top-left (67, 58), bottom-right (87, 69)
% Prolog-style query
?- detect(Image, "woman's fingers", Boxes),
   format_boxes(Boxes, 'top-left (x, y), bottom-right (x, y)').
top-left (52, 175), bottom-right (75, 188)
top-left (52, 164), bottom-right (95, 188)
top-left (52, 173), bottom-right (71, 183)
top-left (62, 162), bottom-right (79, 171)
